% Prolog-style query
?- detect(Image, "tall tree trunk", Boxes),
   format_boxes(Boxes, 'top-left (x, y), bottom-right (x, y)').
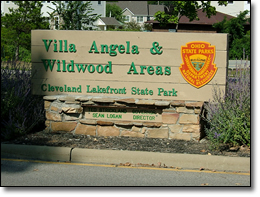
top-left (15, 45), bottom-right (19, 62)
top-left (175, 12), bottom-right (181, 31)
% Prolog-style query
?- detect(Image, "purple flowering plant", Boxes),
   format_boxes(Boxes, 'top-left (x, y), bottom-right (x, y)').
top-left (202, 59), bottom-right (250, 150)
top-left (1, 59), bottom-right (45, 140)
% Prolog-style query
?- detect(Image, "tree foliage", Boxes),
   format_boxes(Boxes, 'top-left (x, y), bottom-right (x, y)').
top-left (1, 1), bottom-right (49, 61)
top-left (48, 1), bottom-right (100, 30)
top-left (213, 10), bottom-right (250, 60)
top-left (154, 1), bottom-right (227, 30)
top-left (106, 3), bottom-right (124, 23)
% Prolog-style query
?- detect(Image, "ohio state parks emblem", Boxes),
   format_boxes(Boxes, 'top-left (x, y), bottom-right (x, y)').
top-left (179, 41), bottom-right (217, 88)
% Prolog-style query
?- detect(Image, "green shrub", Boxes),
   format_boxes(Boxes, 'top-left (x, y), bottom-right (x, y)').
top-left (1, 60), bottom-right (44, 140)
top-left (202, 61), bottom-right (250, 150)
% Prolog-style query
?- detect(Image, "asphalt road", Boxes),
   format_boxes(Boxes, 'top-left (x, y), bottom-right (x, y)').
top-left (1, 158), bottom-right (250, 186)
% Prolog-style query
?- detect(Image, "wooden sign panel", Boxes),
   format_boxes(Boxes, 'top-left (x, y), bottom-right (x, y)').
top-left (31, 30), bottom-right (228, 101)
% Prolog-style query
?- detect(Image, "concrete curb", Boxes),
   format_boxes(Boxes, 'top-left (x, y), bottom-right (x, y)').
top-left (1, 144), bottom-right (250, 172)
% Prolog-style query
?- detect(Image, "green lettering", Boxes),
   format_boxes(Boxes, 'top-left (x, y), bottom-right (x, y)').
top-left (76, 63), bottom-right (87, 73)
top-left (89, 41), bottom-right (99, 53)
top-left (101, 44), bottom-right (108, 53)
top-left (156, 66), bottom-right (163, 75)
top-left (165, 66), bottom-right (171, 75)
top-left (69, 44), bottom-right (76, 52)
top-left (127, 62), bottom-right (138, 74)
top-left (131, 45), bottom-right (139, 54)
top-left (118, 45), bottom-right (125, 54)
top-left (88, 64), bottom-right (95, 73)
top-left (140, 65), bottom-right (147, 74)
top-left (147, 66), bottom-right (154, 75)
top-left (67, 60), bottom-right (75, 72)
top-left (42, 39), bottom-right (52, 52)
top-left (41, 84), bottom-right (47, 91)
top-left (41, 59), bottom-right (56, 71)
top-left (109, 44), bottom-right (118, 56)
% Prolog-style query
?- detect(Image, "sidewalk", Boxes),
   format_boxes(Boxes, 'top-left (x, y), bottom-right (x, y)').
top-left (1, 144), bottom-right (250, 172)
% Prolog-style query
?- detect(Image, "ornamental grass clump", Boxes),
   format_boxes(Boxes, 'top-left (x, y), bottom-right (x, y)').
top-left (203, 60), bottom-right (250, 150)
top-left (1, 60), bottom-right (45, 140)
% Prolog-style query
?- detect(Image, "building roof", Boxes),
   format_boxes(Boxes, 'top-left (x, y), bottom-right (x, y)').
top-left (100, 17), bottom-right (122, 26)
top-left (107, 1), bottom-right (164, 16)
top-left (145, 9), bottom-right (235, 25)
top-left (148, 4), bottom-right (164, 15)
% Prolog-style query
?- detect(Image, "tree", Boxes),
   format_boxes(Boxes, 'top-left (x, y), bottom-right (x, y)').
top-left (213, 10), bottom-right (250, 60)
top-left (48, 1), bottom-right (100, 30)
top-left (106, 3), bottom-right (124, 23)
top-left (154, 1), bottom-right (228, 30)
top-left (1, 1), bottom-right (49, 61)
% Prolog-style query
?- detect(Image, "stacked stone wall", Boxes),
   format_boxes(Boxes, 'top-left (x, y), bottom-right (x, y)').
top-left (43, 95), bottom-right (205, 141)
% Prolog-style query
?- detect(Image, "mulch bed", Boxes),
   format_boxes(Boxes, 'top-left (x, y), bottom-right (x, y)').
top-left (2, 129), bottom-right (250, 158)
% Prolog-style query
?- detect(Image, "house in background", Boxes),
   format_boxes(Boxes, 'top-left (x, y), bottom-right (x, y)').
top-left (107, 1), bottom-right (164, 27)
top-left (210, 1), bottom-right (250, 17)
top-left (94, 17), bottom-right (123, 30)
top-left (145, 9), bottom-right (235, 33)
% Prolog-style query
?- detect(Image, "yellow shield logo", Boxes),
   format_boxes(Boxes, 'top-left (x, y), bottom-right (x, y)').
top-left (180, 41), bottom-right (217, 88)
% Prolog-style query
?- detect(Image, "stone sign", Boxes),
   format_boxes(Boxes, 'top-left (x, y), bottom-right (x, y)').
top-left (31, 30), bottom-right (228, 101)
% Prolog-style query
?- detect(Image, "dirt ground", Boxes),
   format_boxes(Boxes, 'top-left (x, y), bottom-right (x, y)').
top-left (2, 129), bottom-right (250, 158)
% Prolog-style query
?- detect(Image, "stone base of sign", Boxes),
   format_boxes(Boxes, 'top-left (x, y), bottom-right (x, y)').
top-left (43, 95), bottom-right (206, 141)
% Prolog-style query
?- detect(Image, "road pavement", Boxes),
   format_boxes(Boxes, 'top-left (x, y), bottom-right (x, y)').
top-left (1, 158), bottom-right (250, 186)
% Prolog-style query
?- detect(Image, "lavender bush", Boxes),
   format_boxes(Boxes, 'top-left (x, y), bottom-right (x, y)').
top-left (1, 60), bottom-right (45, 140)
top-left (202, 60), bottom-right (250, 150)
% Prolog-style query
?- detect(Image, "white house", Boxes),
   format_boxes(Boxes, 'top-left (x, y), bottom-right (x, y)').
top-left (107, 1), bottom-right (164, 26)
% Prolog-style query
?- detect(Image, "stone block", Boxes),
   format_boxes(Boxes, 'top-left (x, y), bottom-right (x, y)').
top-left (81, 101), bottom-right (96, 106)
top-left (170, 100), bottom-right (185, 107)
top-left (154, 101), bottom-right (170, 107)
top-left (133, 122), bottom-right (143, 126)
top-left (135, 100), bottom-right (155, 105)
top-left (121, 130), bottom-right (144, 138)
top-left (44, 101), bottom-right (51, 110)
top-left (43, 96), bottom-right (57, 101)
top-left (192, 133), bottom-right (201, 141)
top-left (142, 122), bottom-right (162, 127)
top-left (76, 96), bottom-right (91, 102)
top-left (169, 133), bottom-right (191, 141)
top-left (132, 126), bottom-right (140, 132)
top-left (176, 107), bottom-right (194, 114)
top-left (114, 121), bottom-right (133, 126)
top-left (162, 113), bottom-right (179, 124)
top-left (50, 105), bottom-right (59, 112)
top-left (168, 124), bottom-right (183, 133)
top-left (162, 108), bottom-right (176, 113)
top-left (65, 101), bottom-right (80, 104)
top-left (182, 125), bottom-right (200, 133)
top-left (62, 107), bottom-right (83, 113)
top-left (45, 120), bottom-right (50, 128)
top-left (64, 114), bottom-right (81, 121)
top-left (179, 114), bottom-right (199, 124)
top-left (97, 126), bottom-right (120, 136)
top-left (185, 101), bottom-right (204, 108)
top-left (141, 127), bottom-right (146, 134)
top-left (75, 124), bottom-right (96, 136)
top-left (97, 120), bottom-right (114, 126)
top-left (46, 111), bottom-right (62, 121)
top-left (147, 128), bottom-right (169, 139)
top-left (92, 97), bottom-right (115, 103)
top-left (194, 109), bottom-right (202, 114)
top-left (80, 119), bottom-right (97, 125)
top-left (51, 121), bottom-right (77, 132)
top-left (59, 96), bottom-right (75, 102)
top-left (116, 98), bottom-right (136, 104)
